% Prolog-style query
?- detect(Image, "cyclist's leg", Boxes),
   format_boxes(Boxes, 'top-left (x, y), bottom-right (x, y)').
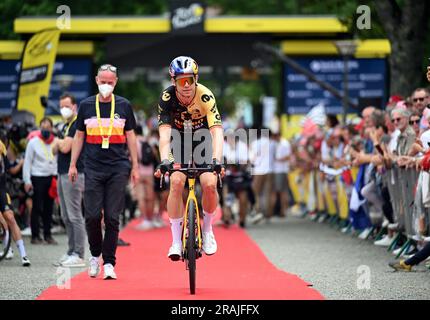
top-left (168, 171), bottom-right (187, 247)
top-left (199, 172), bottom-right (218, 232)
top-left (3, 209), bottom-right (27, 259)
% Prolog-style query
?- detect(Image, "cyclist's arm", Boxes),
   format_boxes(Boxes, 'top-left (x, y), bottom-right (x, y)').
top-left (210, 126), bottom-right (223, 162)
top-left (157, 90), bottom-right (173, 162)
top-left (159, 125), bottom-right (171, 161)
top-left (203, 89), bottom-right (223, 162)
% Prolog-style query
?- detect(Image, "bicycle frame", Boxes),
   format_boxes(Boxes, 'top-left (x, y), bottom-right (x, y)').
top-left (182, 177), bottom-right (202, 254)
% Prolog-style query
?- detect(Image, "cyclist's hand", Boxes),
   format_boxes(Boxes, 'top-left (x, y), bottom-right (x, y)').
top-left (155, 159), bottom-right (172, 178)
top-left (212, 159), bottom-right (225, 178)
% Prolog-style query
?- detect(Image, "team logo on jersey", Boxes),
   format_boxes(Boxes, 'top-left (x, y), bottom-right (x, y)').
top-left (114, 113), bottom-right (120, 120)
top-left (162, 91), bottom-right (171, 101)
top-left (201, 94), bottom-right (214, 103)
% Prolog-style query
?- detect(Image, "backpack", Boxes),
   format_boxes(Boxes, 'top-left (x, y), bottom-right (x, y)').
top-left (140, 141), bottom-right (155, 166)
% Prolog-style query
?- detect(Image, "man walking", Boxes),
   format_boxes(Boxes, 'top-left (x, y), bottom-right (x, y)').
top-left (54, 93), bottom-right (86, 267)
top-left (69, 64), bottom-right (139, 280)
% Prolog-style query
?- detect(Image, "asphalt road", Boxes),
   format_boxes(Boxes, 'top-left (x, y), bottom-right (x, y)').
top-left (246, 215), bottom-right (430, 300)
top-left (1, 214), bottom-right (429, 300)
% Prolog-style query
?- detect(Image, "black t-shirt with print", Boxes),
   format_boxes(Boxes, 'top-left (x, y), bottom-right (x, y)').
top-left (76, 95), bottom-right (136, 173)
top-left (57, 120), bottom-right (85, 175)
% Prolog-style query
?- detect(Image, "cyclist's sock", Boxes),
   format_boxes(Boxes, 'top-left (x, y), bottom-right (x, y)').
top-left (169, 217), bottom-right (183, 245)
top-left (4, 231), bottom-right (10, 249)
top-left (203, 210), bottom-right (215, 233)
top-left (16, 239), bottom-right (27, 258)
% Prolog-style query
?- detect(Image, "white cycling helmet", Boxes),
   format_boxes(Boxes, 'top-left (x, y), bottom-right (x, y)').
top-left (169, 56), bottom-right (198, 78)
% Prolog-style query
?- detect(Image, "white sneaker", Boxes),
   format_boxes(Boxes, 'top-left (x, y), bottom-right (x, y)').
top-left (61, 254), bottom-right (86, 268)
top-left (59, 253), bottom-right (72, 263)
top-left (88, 256), bottom-right (100, 278)
top-left (21, 227), bottom-right (32, 237)
top-left (136, 220), bottom-right (154, 231)
top-left (382, 219), bottom-right (389, 228)
top-left (152, 218), bottom-right (165, 228)
top-left (103, 263), bottom-right (117, 280)
top-left (167, 243), bottom-right (182, 261)
top-left (249, 212), bottom-right (264, 225)
top-left (51, 225), bottom-right (65, 234)
top-left (392, 247), bottom-right (403, 256)
top-left (374, 235), bottom-right (392, 247)
top-left (5, 248), bottom-right (14, 260)
top-left (358, 227), bottom-right (372, 240)
top-left (21, 256), bottom-right (31, 267)
top-left (202, 231), bottom-right (217, 255)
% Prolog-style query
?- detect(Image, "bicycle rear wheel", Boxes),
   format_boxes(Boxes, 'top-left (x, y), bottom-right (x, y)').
top-left (187, 200), bottom-right (197, 295)
top-left (0, 218), bottom-right (11, 262)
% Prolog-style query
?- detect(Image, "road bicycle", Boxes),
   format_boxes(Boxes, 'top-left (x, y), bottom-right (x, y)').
top-left (161, 162), bottom-right (221, 294)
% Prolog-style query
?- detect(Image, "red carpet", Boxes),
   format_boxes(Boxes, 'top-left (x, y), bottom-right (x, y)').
top-left (38, 218), bottom-right (324, 300)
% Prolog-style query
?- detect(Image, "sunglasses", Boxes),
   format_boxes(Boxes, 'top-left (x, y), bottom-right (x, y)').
top-left (409, 119), bottom-right (420, 125)
top-left (392, 117), bottom-right (402, 123)
top-left (175, 76), bottom-right (195, 87)
top-left (413, 96), bottom-right (428, 103)
top-left (98, 64), bottom-right (117, 74)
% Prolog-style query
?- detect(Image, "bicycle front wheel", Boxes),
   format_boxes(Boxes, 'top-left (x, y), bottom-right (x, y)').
top-left (187, 200), bottom-right (197, 295)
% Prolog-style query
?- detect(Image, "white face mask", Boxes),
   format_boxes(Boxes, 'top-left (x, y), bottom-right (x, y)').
top-left (60, 107), bottom-right (74, 120)
top-left (98, 83), bottom-right (114, 98)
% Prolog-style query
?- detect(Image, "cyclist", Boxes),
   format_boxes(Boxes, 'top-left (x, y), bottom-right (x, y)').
top-left (0, 131), bottom-right (30, 266)
top-left (154, 56), bottom-right (225, 261)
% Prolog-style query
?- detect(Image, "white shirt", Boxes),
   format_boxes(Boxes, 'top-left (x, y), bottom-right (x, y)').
top-left (388, 129), bottom-right (401, 153)
top-left (274, 139), bottom-right (291, 174)
top-left (420, 129), bottom-right (430, 153)
top-left (250, 136), bottom-right (273, 175)
top-left (23, 137), bottom-right (57, 184)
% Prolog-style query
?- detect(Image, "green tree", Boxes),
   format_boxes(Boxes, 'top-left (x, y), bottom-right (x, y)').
top-left (373, 0), bottom-right (430, 97)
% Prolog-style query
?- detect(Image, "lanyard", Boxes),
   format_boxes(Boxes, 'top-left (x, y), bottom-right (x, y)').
top-left (39, 138), bottom-right (54, 162)
top-left (95, 94), bottom-right (115, 139)
top-left (64, 116), bottom-right (77, 137)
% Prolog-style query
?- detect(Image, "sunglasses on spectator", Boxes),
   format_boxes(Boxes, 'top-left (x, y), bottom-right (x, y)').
top-left (98, 64), bottom-right (117, 74)
top-left (413, 96), bottom-right (428, 102)
top-left (409, 119), bottom-right (420, 125)
top-left (392, 117), bottom-right (402, 123)
top-left (175, 76), bottom-right (195, 87)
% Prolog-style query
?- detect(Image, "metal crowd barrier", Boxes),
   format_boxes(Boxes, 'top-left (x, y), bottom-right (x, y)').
top-left (289, 164), bottom-right (429, 254)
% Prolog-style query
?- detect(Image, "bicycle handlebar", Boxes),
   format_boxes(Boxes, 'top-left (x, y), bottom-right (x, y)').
top-left (159, 166), bottom-right (223, 189)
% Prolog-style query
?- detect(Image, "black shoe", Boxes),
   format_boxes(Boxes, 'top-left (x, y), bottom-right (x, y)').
top-left (31, 238), bottom-right (44, 245)
top-left (118, 238), bottom-right (130, 246)
top-left (239, 221), bottom-right (246, 228)
top-left (44, 237), bottom-right (58, 245)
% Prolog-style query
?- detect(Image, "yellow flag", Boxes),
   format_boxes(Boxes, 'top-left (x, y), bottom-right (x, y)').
top-left (16, 29), bottom-right (61, 124)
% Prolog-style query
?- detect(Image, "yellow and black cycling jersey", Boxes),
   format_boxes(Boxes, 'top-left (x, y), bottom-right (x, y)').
top-left (158, 83), bottom-right (222, 132)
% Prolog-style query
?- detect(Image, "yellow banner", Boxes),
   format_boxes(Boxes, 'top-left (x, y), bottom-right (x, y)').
top-left (16, 29), bottom-right (61, 124)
